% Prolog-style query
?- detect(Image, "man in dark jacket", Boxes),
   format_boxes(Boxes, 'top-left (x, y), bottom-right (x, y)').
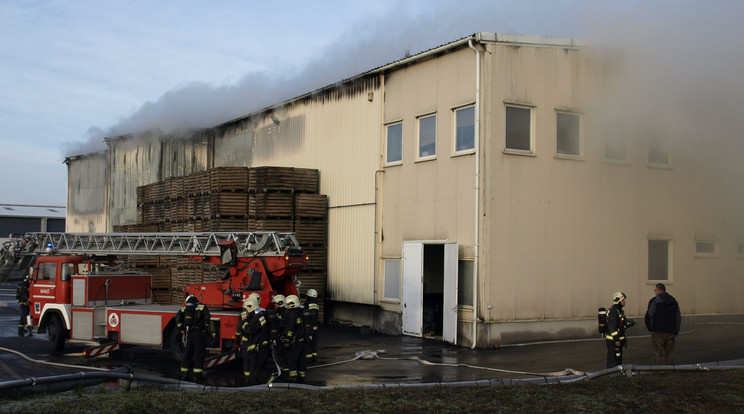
top-left (644, 283), bottom-right (681, 364)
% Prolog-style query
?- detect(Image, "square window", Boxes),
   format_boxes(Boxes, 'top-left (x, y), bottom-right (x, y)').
top-left (505, 105), bottom-right (532, 152)
top-left (383, 259), bottom-right (401, 300)
top-left (649, 136), bottom-right (669, 165)
top-left (386, 123), bottom-right (403, 164)
top-left (695, 240), bottom-right (718, 257)
top-left (556, 112), bottom-right (581, 156)
top-left (418, 114), bottom-right (436, 159)
top-left (648, 239), bottom-right (671, 281)
top-left (455, 106), bottom-right (475, 153)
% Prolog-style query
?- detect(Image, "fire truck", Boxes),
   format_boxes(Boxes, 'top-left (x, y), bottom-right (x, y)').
top-left (6, 231), bottom-right (306, 368)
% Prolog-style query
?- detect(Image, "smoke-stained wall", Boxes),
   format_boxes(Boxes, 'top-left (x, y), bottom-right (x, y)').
top-left (66, 152), bottom-right (108, 233)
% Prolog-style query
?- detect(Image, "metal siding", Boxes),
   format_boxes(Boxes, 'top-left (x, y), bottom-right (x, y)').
top-left (66, 154), bottom-right (108, 232)
top-left (120, 313), bottom-right (163, 345)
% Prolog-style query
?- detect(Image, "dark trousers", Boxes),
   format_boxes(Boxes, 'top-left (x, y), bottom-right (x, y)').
top-left (243, 341), bottom-right (271, 385)
top-left (182, 329), bottom-right (207, 374)
top-left (606, 340), bottom-right (623, 368)
top-left (18, 304), bottom-right (30, 334)
top-left (286, 340), bottom-right (307, 381)
top-left (651, 332), bottom-right (676, 365)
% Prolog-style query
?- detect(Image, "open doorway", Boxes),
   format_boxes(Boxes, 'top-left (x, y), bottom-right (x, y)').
top-left (422, 244), bottom-right (444, 337)
top-left (402, 241), bottom-right (457, 343)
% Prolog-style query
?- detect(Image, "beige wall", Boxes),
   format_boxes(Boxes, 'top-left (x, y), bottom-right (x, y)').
top-left (380, 46), bottom-right (478, 312)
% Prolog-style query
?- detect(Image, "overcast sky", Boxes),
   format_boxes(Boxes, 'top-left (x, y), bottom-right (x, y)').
top-left (1, 1), bottom-right (741, 207)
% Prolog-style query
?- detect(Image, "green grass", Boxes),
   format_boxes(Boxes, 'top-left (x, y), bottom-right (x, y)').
top-left (1, 370), bottom-right (743, 414)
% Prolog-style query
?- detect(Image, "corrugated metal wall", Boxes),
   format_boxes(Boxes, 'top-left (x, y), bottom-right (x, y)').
top-left (66, 153), bottom-right (108, 232)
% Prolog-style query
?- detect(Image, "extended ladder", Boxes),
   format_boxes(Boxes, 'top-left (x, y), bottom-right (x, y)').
top-left (21, 232), bottom-right (301, 258)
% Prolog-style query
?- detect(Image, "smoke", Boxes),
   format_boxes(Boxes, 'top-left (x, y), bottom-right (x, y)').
top-left (63, 0), bottom-right (744, 171)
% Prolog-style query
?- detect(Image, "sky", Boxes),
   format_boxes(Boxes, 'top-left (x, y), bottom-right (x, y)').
top-left (1, 1), bottom-right (742, 206)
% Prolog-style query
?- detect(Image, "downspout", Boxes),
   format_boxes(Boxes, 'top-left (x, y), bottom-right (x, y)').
top-left (468, 39), bottom-right (481, 349)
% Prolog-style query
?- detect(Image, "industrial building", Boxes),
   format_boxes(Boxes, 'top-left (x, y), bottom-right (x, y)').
top-left (64, 32), bottom-right (744, 347)
top-left (0, 204), bottom-right (66, 244)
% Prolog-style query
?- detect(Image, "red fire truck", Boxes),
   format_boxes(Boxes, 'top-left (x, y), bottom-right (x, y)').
top-left (12, 231), bottom-right (306, 368)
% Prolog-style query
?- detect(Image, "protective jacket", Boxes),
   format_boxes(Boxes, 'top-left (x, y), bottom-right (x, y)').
top-left (16, 280), bottom-right (30, 305)
top-left (238, 310), bottom-right (269, 352)
top-left (645, 292), bottom-right (681, 335)
top-left (175, 301), bottom-right (214, 335)
top-left (605, 303), bottom-right (628, 343)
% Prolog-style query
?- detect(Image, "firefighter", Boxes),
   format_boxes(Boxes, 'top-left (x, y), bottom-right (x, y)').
top-left (175, 295), bottom-right (215, 382)
top-left (303, 288), bottom-right (320, 363)
top-left (16, 275), bottom-right (32, 336)
top-left (282, 294), bottom-right (306, 382)
top-left (267, 294), bottom-right (287, 383)
top-left (605, 292), bottom-right (636, 368)
top-left (236, 297), bottom-right (270, 385)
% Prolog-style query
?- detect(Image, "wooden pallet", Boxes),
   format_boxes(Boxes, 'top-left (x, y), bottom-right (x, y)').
top-left (209, 167), bottom-right (250, 193)
top-left (249, 166), bottom-right (319, 194)
top-left (186, 171), bottom-right (210, 195)
top-left (295, 194), bottom-right (327, 219)
top-left (249, 192), bottom-right (294, 218)
top-left (247, 218), bottom-right (294, 232)
top-left (210, 193), bottom-right (248, 217)
top-left (294, 219), bottom-right (327, 246)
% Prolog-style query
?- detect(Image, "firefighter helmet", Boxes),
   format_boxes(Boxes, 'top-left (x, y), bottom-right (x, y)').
top-left (243, 297), bottom-right (259, 312)
top-left (306, 288), bottom-right (317, 298)
top-left (612, 292), bottom-right (627, 304)
top-left (185, 295), bottom-right (198, 305)
top-left (272, 294), bottom-right (286, 308)
top-left (286, 295), bottom-right (300, 309)
top-left (248, 292), bottom-right (261, 306)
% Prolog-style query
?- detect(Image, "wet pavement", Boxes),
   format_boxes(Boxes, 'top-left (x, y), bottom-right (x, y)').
top-left (1, 281), bottom-right (744, 389)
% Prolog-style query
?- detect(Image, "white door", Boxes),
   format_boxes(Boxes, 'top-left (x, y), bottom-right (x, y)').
top-left (401, 241), bottom-right (423, 337)
top-left (443, 242), bottom-right (458, 344)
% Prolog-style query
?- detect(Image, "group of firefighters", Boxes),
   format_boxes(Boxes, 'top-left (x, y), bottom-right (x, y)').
top-left (174, 288), bottom-right (320, 385)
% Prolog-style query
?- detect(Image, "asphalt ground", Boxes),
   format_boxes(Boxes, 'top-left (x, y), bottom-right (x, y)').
top-left (1, 281), bottom-right (743, 389)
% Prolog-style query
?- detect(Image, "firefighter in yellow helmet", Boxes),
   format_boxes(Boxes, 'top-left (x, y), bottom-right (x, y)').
top-left (303, 288), bottom-right (320, 363)
top-left (267, 294), bottom-right (287, 382)
top-left (281, 294), bottom-right (306, 382)
top-left (236, 296), bottom-right (270, 385)
top-left (175, 295), bottom-right (215, 382)
top-left (605, 291), bottom-right (636, 368)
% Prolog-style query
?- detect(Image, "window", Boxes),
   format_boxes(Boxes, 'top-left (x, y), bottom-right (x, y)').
top-left (556, 112), bottom-right (581, 157)
top-left (505, 105), bottom-right (533, 153)
top-left (695, 240), bottom-right (718, 258)
top-left (648, 135), bottom-right (670, 166)
top-left (37, 262), bottom-right (57, 282)
top-left (61, 263), bottom-right (76, 281)
top-left (386, 123), bottom-right (403, 164)
top-left (648, 239), bottom-right (671, 281)
top-left (383, 259), bottom-right (401, 300)
top-left (605, 129), bottom-right (628, 162)
top-left (417, 114), bottom-right (436, 159)
top-left (457, 260), bottom-right (474, 307)
top-left (455, 106), bottom-right (475, 153)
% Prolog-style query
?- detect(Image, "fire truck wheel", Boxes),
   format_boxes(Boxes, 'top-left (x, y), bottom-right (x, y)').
top-left (168, 326), bottom-right (186, 362)
top-left (48, 314), bottom-right (67, 352)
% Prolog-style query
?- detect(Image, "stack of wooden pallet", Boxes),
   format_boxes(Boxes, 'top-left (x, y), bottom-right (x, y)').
top-left (121, 166), bottom-right (328, 319)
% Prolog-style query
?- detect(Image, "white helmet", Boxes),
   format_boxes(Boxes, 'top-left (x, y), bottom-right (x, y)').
top-left (306, 288), bottom-right (318, 298)
top-left (248, 292), bottom-right (261, 306)
top-left (272, 294), bottom-right (286, 308)
top-left (612, 292), bottom-right (627, 304)
top-left (243, 297), bottom-right (259, 312)
top-left (285, 295), bottom-right (300, 309)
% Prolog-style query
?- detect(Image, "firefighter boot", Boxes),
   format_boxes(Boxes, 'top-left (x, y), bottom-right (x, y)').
top-left (18, 326), bottom-right (24, 336)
